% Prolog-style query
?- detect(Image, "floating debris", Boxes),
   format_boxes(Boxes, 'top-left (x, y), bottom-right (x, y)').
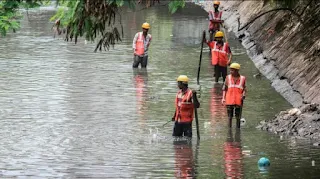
top-left (258, 157), bottom-right (270, 167)
top-left (240, 118), bottom-right (246, 126)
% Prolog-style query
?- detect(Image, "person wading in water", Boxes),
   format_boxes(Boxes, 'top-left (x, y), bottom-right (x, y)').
top-left (222, 63), bottom-right (247, 128)
top-left (172, 75), bottom-right (200, 137)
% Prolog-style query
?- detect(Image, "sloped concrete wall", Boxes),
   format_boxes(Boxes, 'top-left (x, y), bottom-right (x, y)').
top-left (197, 0), bottom-right (320, 107)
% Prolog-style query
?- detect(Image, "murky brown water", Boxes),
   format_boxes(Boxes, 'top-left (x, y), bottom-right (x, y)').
top-left (0, 3), bottom-right (319, 179)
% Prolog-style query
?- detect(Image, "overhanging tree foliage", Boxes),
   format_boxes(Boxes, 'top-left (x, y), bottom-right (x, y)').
top-left (0, 0), bottom-right (186, 51)
top-left (0, 0), bottom-right (50, 36)
top-left (1, 0), bottom-right (308, 51)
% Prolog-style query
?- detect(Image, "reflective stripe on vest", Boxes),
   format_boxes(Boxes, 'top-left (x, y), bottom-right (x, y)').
top-left (228, 75), bottom-right (245, 89)
top-left (135, 32), bottom-right (145, 56)
top-left (209, 11), bottom-right (222, 29)
top-left (175, 89), bottom-right (194, 123)
top-left (209, 11), bottom-right (222, 20)
top-left (225, 75), bottom-right (245, 106)
top-left (211, 41), bottom-right (229, 67)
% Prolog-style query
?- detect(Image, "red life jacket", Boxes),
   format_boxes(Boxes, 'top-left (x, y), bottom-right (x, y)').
top-left (225, 75), bottom-right (246, 106)
top-left (208, 11), bottom-right (222, 30)
top-left (175, 89), bottom-right (194, 123)
top-left (135, 32), bottom-right (145, 56)
top-left (211, 41), bottom-right (229, 67)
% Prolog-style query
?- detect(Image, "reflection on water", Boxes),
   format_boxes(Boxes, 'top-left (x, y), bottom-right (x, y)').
top-left (0, 3), bottom-right (319, 179)
top-left (174, 140), bottom-right (198, 178)
top-left (133, 68), bottom-right (148, 126)
top-left (224, 129), bottom-right (243, 179)
top-left (210, 85), bottom-right (227, 122)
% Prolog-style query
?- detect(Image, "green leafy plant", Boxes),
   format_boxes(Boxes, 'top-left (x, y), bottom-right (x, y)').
top-left (168, 0), bottom-right (185, 14)
top-left (1, 0), bottom-right (186, 51)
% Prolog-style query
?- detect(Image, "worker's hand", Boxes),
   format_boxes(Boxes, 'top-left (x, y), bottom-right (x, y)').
top-left (192, 90), bottom-right (197, 94)
top-left (221, 98), bottom-right (226, 105)
top-left (227, 60), bottom-right (231, 65)
top-left (172, 117), bottom-right (175, 121)
top-left (242, 95), bottom-right (246, 100)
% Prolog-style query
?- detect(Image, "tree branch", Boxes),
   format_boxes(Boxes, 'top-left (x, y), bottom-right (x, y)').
top-left (299, 0), bottom-right (314, 16)
top-left (238, 8), bottom-right (304, 31)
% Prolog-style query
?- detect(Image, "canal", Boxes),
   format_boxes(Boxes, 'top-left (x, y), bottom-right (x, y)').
top-left (0, 3), bottom-right (319, 179)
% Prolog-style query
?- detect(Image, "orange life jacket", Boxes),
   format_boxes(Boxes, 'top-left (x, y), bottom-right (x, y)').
top-left (175, 89), bottom-right (194, 123)
top-left (211, 41), bottom-right (229, 67)
top-left (225, 75), bottom-right (246, 106)
top-left (135, 32), bottom-right (145, 56)
top-left (208, 11), bottom-right (222, 30)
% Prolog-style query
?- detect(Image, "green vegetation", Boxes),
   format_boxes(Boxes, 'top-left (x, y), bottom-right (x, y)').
top-left (0, 0), bottom-right (48, 36)
top-left (0, 0), bottom-right (186, 51)
top-left (1, 0), bottom-right (309, 50)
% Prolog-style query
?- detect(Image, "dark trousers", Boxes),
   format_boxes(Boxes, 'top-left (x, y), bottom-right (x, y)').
top-left (133, 55), bottom-right (148, 68)
top-left (173, 122), bottom-right (192, 137)
top-left (209, 28), bottom-right (219, 42)
top-left (214, 65), bottom-right (227, 83)
top-left (227, 105), bottom-right (242, 128)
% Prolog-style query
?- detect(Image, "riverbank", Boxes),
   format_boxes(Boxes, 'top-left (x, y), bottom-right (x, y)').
top-left (257, 103), bottom-right (320, 142)
top-left (193, 1), bottom-right (320, 140)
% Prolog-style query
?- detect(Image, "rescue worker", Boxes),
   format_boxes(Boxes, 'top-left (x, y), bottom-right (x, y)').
top-left (221, 63), bottom-right (246, 128)
top-left (204, 31), bottom-right (232, 83)
top-left (132, 22), bottom-right (152, 68)
top-left (172, 75), bottom-right (200, 137)
top-left (208, 1), bottom-right (224, 42)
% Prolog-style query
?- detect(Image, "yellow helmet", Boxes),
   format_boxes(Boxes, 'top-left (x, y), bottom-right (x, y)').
top-left (177, 75), bottom-right (189, 84)
top-left (230, 63), bottom-right (241, 70)
top-left (213, 1), bottom-right (220, 5)
top-left (215, 31), bottom-right (224, 38)
top-left (142, 22), bottom-right (150, 29)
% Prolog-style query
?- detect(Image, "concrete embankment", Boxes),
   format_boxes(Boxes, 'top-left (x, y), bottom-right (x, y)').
top-left (194, 0), bottom-right (320, 140)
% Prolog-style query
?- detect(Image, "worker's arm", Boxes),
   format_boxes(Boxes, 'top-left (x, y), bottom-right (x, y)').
top-left (172, 110), bottom-right (176, 121)
top-left (227, 44), bottom-right (232, 65)
top-left (147, 34), bottom-right (152, 47)
top-left (228, 53), bottom-right (232, 65)
top-left (192, 91), bottom-right (200, 108)
top-left (204, 39), bottom-right (213, 48)
top-left (132, 33), bottom-right (138, 51)
top-left (242, 81), bottom-right (247, 100)
top-left (203, 35), bottom-right (207, 43)
top-left (222, 81), bottom-right (228, 104)
top-left (203, 35), bottom-right (210, 45)
top-left (172, 94), bottom-right (177, 121)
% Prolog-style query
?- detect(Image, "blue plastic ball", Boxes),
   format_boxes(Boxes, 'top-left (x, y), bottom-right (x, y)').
top-left (258, 157), bottom-right (270, 167)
